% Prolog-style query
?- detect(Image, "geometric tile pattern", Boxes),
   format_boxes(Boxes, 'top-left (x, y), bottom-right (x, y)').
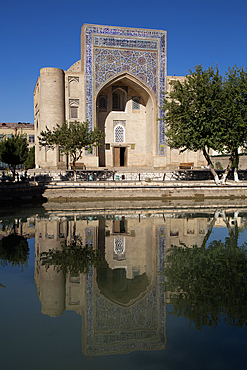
top-left (93, 286), bottom-right (157, 334)
top-left (94, 49), bottom-right (158, 96)
top-left (84, 223), bottom-right (166, 355)
top-left (85, 279), bottom-right (165, 355)
top-left (85, 228), bottom-right (94, 246)
top-left (84, 25), bottom-right (167, 155)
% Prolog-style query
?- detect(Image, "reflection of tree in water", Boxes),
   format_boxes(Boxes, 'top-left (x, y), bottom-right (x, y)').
top-left (40, 236), bottom-right (104, 275)
top-left (164, 211), bottom-right (247, 330)
top-left (0, 234), bottom-right (29, 269)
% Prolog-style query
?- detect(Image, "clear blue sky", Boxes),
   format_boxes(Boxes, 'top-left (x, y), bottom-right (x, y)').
top-left (1, 0), bottom-right (247, 123)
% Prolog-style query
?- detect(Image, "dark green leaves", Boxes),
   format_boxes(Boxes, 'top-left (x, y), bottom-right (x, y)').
top-left (0, 133), bottom-right (28, 172)
top-left (0, 234), bottom-right (29, 269)
top-left (164, 237), bottom-right (247, 330)
top-left (162, 64), bottom-right (247, 183)
top-left (162, 65), bottom-right (223, 153)
top-left (39, 236), bottom-right (104, 275)
top-left (38, 120), bottom-right (105, 166)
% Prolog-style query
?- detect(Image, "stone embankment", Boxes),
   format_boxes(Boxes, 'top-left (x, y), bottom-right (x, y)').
top-left (1, 168), bottom-right (247, 206)
top-left (43, 180), bottom-right (247, 202)
top-left (0, 182), bottom-right (46, 206)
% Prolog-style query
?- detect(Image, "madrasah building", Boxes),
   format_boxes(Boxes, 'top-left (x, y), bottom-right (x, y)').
top-left (34, 24), bottom-right (206, 170)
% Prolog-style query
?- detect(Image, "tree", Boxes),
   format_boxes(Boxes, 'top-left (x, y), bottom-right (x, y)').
top-left (161, 65), bottom-right (224, 185)
top-left (0, 133), bottom-right (28, 177)
top-left (164, 233), bottom-right (247, 330)
top-left (40, 236), bottom-right (104, 275)
top-left (38, 121), bottom-right (105, 180)
top-left (0, 234), bottom-right (29, 269)
top-left (219, 66), bottom-right (247, 183)
top-left (24, 146), bottom-right (35, 169)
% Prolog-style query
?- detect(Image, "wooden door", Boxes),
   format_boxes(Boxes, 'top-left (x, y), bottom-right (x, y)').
top-left (114, 147), bottom-right (120, 166)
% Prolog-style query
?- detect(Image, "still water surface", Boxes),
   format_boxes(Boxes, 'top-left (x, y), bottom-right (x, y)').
top-left (1, 206), bottom-right (247, 370)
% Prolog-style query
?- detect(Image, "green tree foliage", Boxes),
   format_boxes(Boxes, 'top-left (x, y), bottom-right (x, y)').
top-left (164, 234), bottom-right (247, 330)
top-left (220, 66), bottom-right (247, 183)
top-left (38, 121), bottom-right (105, 179)
top-left (0, 133), bottom-right (28, 176)
top-left (162, 64), bottom-right (247, 184)
top-left (161, 65), bottom-right (223, 184)
top-left (39, 236), bottom-right (104, 275)
top-left (24, 146), bottom-right (35, 169)
top-left (0, 234), bottom-right (29, 269)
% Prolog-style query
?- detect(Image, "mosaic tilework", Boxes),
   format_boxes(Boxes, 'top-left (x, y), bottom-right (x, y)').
top-left (94, 36), bottom-right (158, 50)
top-left (85, 228), bottom-right (94, 246)
top-left (94, 48), bottom-right (158, 95)
top-left (84, 223), bottom-right (166, 355)
top-left (93, 286), bottom-right (157, 333)
top-left (157, 225), bottom-right (166, 344)
top-left (85, 282), bottom-right (164, 355)
top-left (84, 25), bottom-right (167, 155)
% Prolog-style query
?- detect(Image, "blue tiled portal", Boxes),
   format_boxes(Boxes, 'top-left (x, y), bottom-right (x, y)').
top-left (83, 25), bottom-right (167, 155)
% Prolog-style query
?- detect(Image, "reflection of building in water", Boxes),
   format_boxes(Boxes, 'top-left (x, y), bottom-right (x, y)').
top-left (0, 217), bottom-right (35, 240)
top-left (87, 216), bottom-right (166, 355)
top-left (34, 214), bottom-right (166, 355)
top-left (33, 210), bottom-right (242, 355)
top-left (165, 215), bottom-right (208, 250)
top-left (214, 214), bottom-right (244, 228)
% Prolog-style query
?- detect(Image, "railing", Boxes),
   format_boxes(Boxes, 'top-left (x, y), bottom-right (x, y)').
top-left (65, 169), bottom-right (116, 181)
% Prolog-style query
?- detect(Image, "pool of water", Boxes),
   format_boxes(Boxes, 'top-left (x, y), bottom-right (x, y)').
top-left (1, 206), bottom-right (247, 370)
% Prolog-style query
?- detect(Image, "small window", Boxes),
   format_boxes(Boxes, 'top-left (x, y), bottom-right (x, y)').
top-left (99, 95), bottom-right (107, 110)
top-left (29, 135), bottom-right (35, 143)
top-left (132, 97), bottom-right (140, 110)
top-left (130, 144), bottom-right (135, 150)
top-left (105, 143), bottom-right (110, 150)
top-left (70, 107), bottom-right (78, 119)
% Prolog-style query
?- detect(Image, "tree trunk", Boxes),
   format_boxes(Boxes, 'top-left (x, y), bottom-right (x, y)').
top-left (221, 152), bottom-right (234, 184)
top-left (72, 158), bottom-right (76, 182)
top-left (11, 165), bottom-right (16, 180)
top-left (202, 148), bottom-right (220, 185)
top-left (222, 210), bottom-right (235, 241)
top-left (234, 151), bottom-right (239, 182)
top-left (201, 210), bottom-right (219, 249)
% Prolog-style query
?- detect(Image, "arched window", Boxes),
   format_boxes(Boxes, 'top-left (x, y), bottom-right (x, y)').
top-left (114, 237), bottom-right (125, 255)
top-left (114, 125), bottom-right (125, 143)
top-left (69, 99), bottom-right (79, 119)
top-left (68, 77), bottom-right (79, 97)
top-left (112, 88), bottom-right (127, 111)
top-left (112, 92), bottom-right (120, 110)
top-left (99, 95), bottom-right (107, 110)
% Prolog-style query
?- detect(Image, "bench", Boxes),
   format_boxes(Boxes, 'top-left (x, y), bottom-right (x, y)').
top-left (179, 162), bottom-right (194, 169)
top-left (70, 162), bottom-right (86, 170)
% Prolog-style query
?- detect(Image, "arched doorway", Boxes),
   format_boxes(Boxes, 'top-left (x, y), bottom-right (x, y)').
top-left (95, 73), bottom-right (156, 168)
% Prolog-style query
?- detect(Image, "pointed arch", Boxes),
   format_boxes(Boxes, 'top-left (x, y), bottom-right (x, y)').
top-left (95, 71), bottom-right (157, 168)
top-left (114, 124), bottom-right (125, 143)
top-left (95, 71), bottom-right (157, 109)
